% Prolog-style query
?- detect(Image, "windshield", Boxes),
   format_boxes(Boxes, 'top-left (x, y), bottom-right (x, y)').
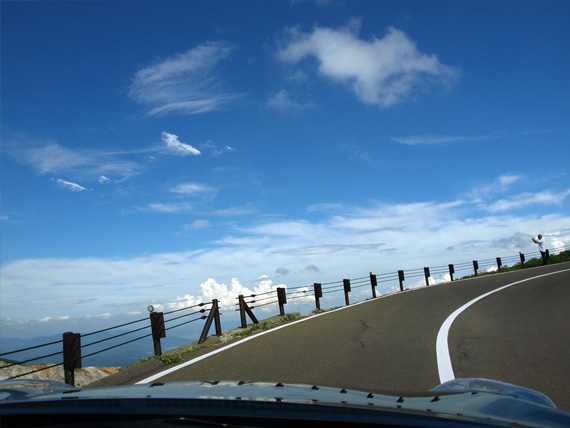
top-left (1, 1), bottom-right (569, 426)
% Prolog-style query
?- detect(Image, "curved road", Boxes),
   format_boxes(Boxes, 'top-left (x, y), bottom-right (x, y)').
top-left (137, 263), bottom-right (570, 411)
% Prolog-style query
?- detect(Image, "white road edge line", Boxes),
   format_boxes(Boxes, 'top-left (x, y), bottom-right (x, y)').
top-left (136, 295), bottom-right (376, 384)
top-left (436, 269), bottom-right (570, 385)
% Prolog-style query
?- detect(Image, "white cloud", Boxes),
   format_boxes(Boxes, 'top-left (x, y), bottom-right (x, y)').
top-left (392, 133), bottom-right (503, 146)
top-left (129, 42), bottom-right (244, 117)
top-left (203, 140), bottom-right (235, 156)
top-left (486, 189), bottom-right (570, 213)
top-left (139, 202), bottom-right (194, 214)
top-left (468, 173), bottom-right (524, 202)
top-left (56, 178), bottom-right (88, 192)
top-left (278, 23), bottom-right (458, 107)
top-left (5, 136), bottom-right (145, 183)
top-left (2, 198), bottom-right (569, 332)
top-left (184, 220), bottom-right (212, 229)
top-left (161, 132), bottom-right (201, 156)
top-left (170, 182), bottom-right (216, 197)
top-left (267, 89), bottom-right (315, 112)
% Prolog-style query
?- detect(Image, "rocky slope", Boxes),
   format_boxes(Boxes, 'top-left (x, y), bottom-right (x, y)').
top-left (0, 363), bottom-right (120, 388)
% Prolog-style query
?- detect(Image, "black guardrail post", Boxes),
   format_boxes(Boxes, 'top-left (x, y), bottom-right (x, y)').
top-left (448, 264), bottom-right (455, 281)
top-left (496, 257), bottom-right (502, 272)
top-left (313, 283), bottom-right (322, 310)
top-left (277, 287), bottom-right (287, 316)
top-left (343, 279), bottom-right (351, 305)
top-left (199, 299), bottom-right (222, 344)
top-left (150, 311), bottom-right (166, 356)
top-left (473, 260), bottom-right (479, 276)
top-left (398, 270), bottom-right (405, 291)
top-left (519, 252), bottom-right (525, 268)
top-left (63, 332), bottom-right (81, 387)
top-left (238, 295), bottom-right (258, 328)
top-left (369, 273), bottom-right (377, 298)
top-left (424, 267), bottom-right (430, 286)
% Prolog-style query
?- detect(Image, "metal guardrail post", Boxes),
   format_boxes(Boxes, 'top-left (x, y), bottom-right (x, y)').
top-left (519, 252), bottom-right (525, 268)
top-left (343, 279), bottom-right (351, 305)
top-left (313, 283), bottom-right (322, 310)
top-left (473, 260), bottom-right (479, 276)
top-left (63, 332), bottom-right (81, 387)
top-left (424, 267), bottom-right (430, 286)
top-left (496, 257), bottom-right (502, 272)
top-left (448, 264), bottom-right (455, 281)
top-left (398, 270), bottom-right (405, 291)
top-left (199, 299), bottom-right (222, 344)
top-left (277, 287), bottom-right (287, 316)
top-left (150, 311), bottom-right (166, 356)
top-left (238, 295), bottom-right (258, 328)
top-left (369, 273), bottom-right (377, 298)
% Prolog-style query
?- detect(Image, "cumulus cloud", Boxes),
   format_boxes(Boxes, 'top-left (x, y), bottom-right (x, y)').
top-left (278, 22), bottom-right (458, 107)
top-left (129, 42), bottom-right (244, 117)
top-left (161, 132), bottom-right (201, 156)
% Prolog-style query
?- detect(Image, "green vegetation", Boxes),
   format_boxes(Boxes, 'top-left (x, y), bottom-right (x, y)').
top-left (311, 308), bottom-right (325, 314)
top-left (137, 352), bottom-right (182, 366)
top-left (233, 321), bottom-right (274, 337)
top-left (281, 313), bottom-right (298, 322)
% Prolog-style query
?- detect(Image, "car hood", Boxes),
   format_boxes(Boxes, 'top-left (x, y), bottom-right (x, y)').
top-left (1, 378), bottom-right (569, 427)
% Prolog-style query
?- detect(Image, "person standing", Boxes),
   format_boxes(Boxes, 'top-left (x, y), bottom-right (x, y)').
top-left (532, 234), bottom-right (549, 265)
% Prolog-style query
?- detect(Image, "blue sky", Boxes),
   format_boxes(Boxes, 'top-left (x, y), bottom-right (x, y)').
top-left (1, 0), bottom-right (569, 339)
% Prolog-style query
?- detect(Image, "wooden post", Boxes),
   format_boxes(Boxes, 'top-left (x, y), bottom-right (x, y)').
top-left (424, 267), bottom-right (430, 286)
top-left (150, 312), bottom-right (166, 356)
top-left (277, 287), bottom-right (287, 316)
top-left (473, 260), bottom-right (479, 276)
top-left (199, 299), bottom-right (222, 344)
top-left (313, 283), bottom-right (322, 310)
top-left (448, 264), bottom-right (455, 281)
top-left (519, 252), bottom-right (525, 268)
top-left (63, 332), bottom-right (81, 387)
top-left (398, 270), bottom-right (405, 291)
top-left (496, 257), bottom-right (502, 272)
top-left (238, 295), bottom-right (258, 328)
top-left (343, 279), bottom-right (351, 305)
top-left (369, 273), bottom-right (377, 298)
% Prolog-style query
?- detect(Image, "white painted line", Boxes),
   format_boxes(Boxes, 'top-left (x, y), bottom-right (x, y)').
top-left (136, 297), bottom-right (375, 384)
top-left (436, 269), bottom-right (570, 384)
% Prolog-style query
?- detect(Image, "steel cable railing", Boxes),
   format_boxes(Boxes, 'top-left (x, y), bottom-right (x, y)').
top-left (4, 245), bottom-right (568, 385)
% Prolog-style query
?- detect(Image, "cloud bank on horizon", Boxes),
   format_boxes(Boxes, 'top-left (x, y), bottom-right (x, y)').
top-left (1, 1), bottom-right (568, 338)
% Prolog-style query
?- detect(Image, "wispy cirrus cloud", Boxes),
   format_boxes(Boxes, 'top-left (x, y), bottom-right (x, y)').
top-left (129, 42), bottom-right (244, 117)
top-left (266, 89), bottom-right (315, 112)
top-left (138, 202), bottom-right (194, 214)
top-left (278, 21), bottom-right (459, 107)
top-left (56, 178), bottom-right (89, 192)
top-left (486, 189), bottom-right (570, 213)
top-left (4, 136), bottom-right (145, 184)
top-left (392, 133), bottom-right (504, 146)
top-left (170, 182), bottom-right (217, 198)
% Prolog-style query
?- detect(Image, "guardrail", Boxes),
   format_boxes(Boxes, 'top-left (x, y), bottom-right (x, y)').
top-left (1, 246), bottom-right (567, 386)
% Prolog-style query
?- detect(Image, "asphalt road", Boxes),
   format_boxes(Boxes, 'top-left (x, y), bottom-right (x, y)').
top-left (126, 263), bottom-right (570, 411)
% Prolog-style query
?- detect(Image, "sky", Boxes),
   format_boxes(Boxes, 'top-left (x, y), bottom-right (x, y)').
top-left (1, 0), bottom-right (569, 340)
